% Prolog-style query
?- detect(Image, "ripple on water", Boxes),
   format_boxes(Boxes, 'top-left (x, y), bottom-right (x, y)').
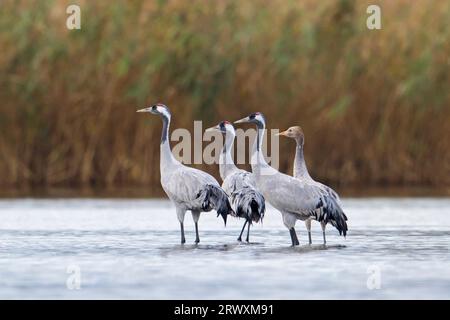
top-left (0, 198), bottom-right (449, 299)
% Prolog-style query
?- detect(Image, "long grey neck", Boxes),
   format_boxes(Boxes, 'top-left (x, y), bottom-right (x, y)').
top-left (161, 115), bottom-right (169, 144)
top-left (219, 131), bottom-right (238, 180)
top-left (251, 123), bottom-right (269, 172)
top-left (294, 142), bottom-right (311, 180)
top-left (160, 115), bottom-right (178, 169)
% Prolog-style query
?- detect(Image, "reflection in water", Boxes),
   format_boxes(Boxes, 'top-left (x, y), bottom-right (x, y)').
top-left (0, 198), bottom-right (449, 299)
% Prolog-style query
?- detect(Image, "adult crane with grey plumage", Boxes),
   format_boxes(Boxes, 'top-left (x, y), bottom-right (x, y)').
top-left (206, 121), bottom-right (265, 242)
top-left (234, 112), bottom-right (347, 246)
top-left (137, 104), bottom-right (234, 244)
top-left (277, 126), bottom-right (347, 244)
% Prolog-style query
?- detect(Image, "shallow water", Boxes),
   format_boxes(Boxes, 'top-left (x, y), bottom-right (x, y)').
top-left (0, 198), bottom-right (449, 299)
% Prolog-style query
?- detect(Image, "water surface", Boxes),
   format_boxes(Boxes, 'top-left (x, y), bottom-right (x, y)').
top-left (0, 198), bottom-right (449, 299)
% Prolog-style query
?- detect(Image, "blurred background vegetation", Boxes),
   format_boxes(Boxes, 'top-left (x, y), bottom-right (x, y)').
top-left (0, 0), bottom-right (449, 196)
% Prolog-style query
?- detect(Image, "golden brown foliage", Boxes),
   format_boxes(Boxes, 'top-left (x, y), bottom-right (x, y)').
top-left (0, 0), bottom-right (449, 194)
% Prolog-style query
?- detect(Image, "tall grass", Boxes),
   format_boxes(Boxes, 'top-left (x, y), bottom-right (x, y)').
top-left (0, 0), bottom-right (449, 193)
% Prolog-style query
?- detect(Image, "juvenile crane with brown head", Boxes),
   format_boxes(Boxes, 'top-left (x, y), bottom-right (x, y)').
top-left (278, 126), bottom-right (346, 244)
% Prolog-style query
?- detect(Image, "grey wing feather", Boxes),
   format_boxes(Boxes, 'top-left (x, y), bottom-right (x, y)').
top-left (318, 183), bottom-right (342, 206)
top-left (222, 170), bottom-right (265, 223)
top-left (231, 186), bottom-right (265, 223)
top-left (262, 173), bottom-right (347, 236)
top-left (162, 166), bottom-right (232, 215)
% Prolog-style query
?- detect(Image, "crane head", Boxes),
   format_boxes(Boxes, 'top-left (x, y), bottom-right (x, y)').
top-left (137, 103), bottom-right (171, 119)
top-left (205, 121), bottom-right (235, 136)
top-left (234, 112), bottom-right (266, 128)
top-left (277, 126), bottom-right (305, 146)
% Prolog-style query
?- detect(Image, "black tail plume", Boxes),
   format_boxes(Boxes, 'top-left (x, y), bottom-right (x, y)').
top-left (232, 187), bottom-right (265, 224)
top-left (322, 196), bottom-right (348, 237)
top-left (199, 184), bottom-right (234, 225)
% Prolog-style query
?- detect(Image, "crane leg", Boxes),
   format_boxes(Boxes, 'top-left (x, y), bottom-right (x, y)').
top-left (305, 219), bottom-right (312, 245)
top-left (321, 221), bottom-right (326, 245)
top-left (192, 211), bottom-right (201, 244)
top-left (176, 208), bottom-right (186, 244)
top-left (180, 222), bottom-right (186, 244)
top-left (289, 228), bottom-right (300, 246)
top-left (194, 222), bottom-right (200, 244)
top-left (246, 221), bottom-right (251, 242)
top-left (237, 220), bottom-right (247, 242)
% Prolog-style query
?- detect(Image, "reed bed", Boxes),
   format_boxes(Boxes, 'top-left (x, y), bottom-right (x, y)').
top-left (0, 0), bottom-right (449, 194)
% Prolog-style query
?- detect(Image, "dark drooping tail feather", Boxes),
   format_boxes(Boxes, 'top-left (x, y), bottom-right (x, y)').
top-left (232, 187), bottom-right (265, 224)
top-left (197, 184), bottom-right (234, 225)
top-left (316, 196), bottom-right (348, 237)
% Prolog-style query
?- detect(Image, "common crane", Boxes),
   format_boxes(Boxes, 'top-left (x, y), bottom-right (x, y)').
top-left (277, 126), bottom-right (346, 244)
top-left (234, 113), bottom-right (347, 246)
top-left (137, 104), bottom-right (233, 244)
top-left (206, 121), bottom-right (265, 242)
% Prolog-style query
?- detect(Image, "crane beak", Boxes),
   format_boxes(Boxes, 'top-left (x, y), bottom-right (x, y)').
top-left (234, 116), bottom-right (250, 124)
top-left (276, 130), bottom-right (288, 137)
top-left (205, 125), bottom-right (219, 133)
top-left (136, 107), bottom-right (150, 113)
